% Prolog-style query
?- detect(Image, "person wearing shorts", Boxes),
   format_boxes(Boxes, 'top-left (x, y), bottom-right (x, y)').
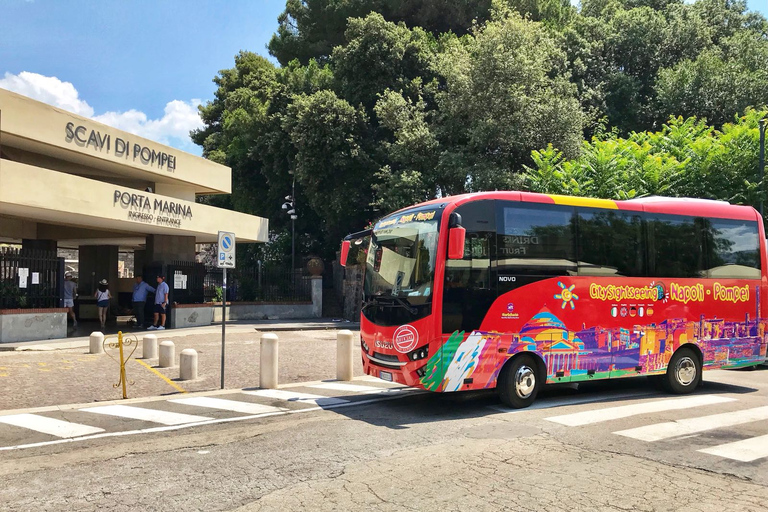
top-left (148, 275), bottom-right (169, 331)
top-left (95, 279), bottom-right (111, 330)
top-left (62, 272), bottom-right (78, 327)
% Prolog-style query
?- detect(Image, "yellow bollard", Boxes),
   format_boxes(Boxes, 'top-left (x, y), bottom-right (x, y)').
top-left (103, 331), bottom-right (140, 399)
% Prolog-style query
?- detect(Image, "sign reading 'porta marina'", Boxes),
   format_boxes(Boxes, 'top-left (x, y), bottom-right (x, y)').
top-left (113, 189), bottom-right (192, 228)
top-left (65, 122), bottom-right (177, 172)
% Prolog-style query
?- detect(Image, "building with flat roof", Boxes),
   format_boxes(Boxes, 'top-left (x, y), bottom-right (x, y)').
top-left (0, 88), bottom-right (268, 339)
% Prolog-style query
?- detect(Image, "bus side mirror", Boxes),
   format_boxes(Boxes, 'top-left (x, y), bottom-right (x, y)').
top-left (340, 240), bottom-right (351, 267)
top-left (448, 227), bottom-right (466, 260)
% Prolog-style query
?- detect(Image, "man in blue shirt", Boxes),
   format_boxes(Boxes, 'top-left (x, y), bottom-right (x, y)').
top-left (148, 275), bottom-right (170, 331)
top-left (131, 275), bottom-right (155, 329)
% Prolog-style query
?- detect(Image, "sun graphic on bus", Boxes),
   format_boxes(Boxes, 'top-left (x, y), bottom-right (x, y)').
top-left (554, 282), bottom-right (579, 310)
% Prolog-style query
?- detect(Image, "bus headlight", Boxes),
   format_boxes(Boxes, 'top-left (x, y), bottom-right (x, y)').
top-left (361, 340), bottom-right (369, 353)
top-left (408, 345), bottom-right (429, 361)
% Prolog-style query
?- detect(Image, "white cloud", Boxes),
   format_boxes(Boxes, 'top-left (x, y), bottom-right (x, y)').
top-left (0, 71), bottom-right (203, 153)
top-left (0, 71), bottom-right (94, 117)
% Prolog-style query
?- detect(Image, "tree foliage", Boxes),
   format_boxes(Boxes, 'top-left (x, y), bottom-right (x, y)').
top-left (194, 0), bottom-right (768, 262)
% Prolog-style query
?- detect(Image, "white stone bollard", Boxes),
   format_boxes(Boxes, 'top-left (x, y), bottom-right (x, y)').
top-left (260, 333), bottom-right (279, 389)
top-left (89, 332), bottom-right (104, 354)
top-left (337, 330), bottom-right (355, 381)
top-left (142, 334), bottom-right (158, 359)
top-left (159, 340), bottom-right (175, 368)
top-left (180, 349), bottom-right (198, 380)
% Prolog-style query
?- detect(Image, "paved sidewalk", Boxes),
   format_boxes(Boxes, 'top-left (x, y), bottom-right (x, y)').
top-left (0, 318), bottom-right (359, 351)
top-left (0, 323), bottom-right (364, 411)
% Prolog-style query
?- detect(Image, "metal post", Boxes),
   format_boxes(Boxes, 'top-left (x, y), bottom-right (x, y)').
top-left (221, 267), bottom-right (226, 389)
top-left (118, 332), bottom-right (127, 399)
top-left (759, 118), bottom-right (766, 222)
top-left (291, 177), bottom-right (296, 275)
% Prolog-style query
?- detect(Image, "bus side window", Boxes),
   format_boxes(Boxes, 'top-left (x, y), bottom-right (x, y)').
top-left (496, 201), bottom-right (576, 294)
top-left (577, 209), bottom-right (644, 277)
top-left (443, 201), bottom-right (496, 333)
top-left (646, 214), bottom-right (706, 278)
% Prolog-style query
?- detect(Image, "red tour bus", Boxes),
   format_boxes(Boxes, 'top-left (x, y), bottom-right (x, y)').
top-left (340, 192), bottom-right (768, 408)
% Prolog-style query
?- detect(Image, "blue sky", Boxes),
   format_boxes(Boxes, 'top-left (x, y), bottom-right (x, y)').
top-left (1, 0), bottom-right (766, 154)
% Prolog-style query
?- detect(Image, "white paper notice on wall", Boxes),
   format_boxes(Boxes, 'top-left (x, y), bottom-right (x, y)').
top-left (32, 272), bottom-right (40, 285)
top-left (18, 268), bottom-right (29, 289)
top-left (173, 274), bottom-right (188, 290)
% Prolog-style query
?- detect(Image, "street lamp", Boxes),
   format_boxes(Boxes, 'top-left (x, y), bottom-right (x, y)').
top-left (759, 117), bottom-right (766, 222)
top-left (281, 176), bottom-right (298, 275)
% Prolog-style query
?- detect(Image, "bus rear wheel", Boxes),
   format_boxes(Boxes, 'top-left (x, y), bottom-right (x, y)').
top-left (498, 355), bottom-right (541, 409)
top-left (663, 347), bottom-right (701, 394)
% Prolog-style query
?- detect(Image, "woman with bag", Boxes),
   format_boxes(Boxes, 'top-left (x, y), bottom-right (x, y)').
top-left (94, 279), bottom-right (111, 330)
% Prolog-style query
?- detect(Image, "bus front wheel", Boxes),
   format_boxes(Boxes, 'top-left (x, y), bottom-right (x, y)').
top-left (498, 355), bottom-right (541, 409)
top-left (663, 347), bottom-right (701, 394)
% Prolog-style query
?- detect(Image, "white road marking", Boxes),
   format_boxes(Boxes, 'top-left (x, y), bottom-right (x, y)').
top-left (81, 405), bottom-right (211, 425)
top-left (0, 391), bottom-right (420, 452)
top-left (698, 434), bottom-right (768, 462)
top-left (614, 405), bottom-right (768, 442)
top-left (545, 395), bottom-right (737, 427)
top-left (0, 414), bottom-right (104, 438)
top-left (168, 397), bottom-right (287, 415)
top-left (242, 389), bottom-right (349, 407)
top-left (308, 382), bottom-right (397, 394)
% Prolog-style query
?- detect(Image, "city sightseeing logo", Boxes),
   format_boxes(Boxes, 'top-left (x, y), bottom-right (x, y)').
top-left (554, 282), bottom-right (579, 310)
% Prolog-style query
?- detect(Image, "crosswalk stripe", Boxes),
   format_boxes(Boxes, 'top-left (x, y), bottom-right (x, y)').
top-left (0, 414), bottom-right (104, 438)
top-left (168, 397), bottom-right (287, 415)
top-left (698, 434), bottom-right (768, 462)
top-left (545, 395), bottom-right (737, 427)
top-left (242, 389), bottom-right (349, 407)
top-left (614, 405), bottom-right (768, 442)
top-left (81, 405), bottom-right (211, 425)
top-left (307, 382), bottom-right (394, 394)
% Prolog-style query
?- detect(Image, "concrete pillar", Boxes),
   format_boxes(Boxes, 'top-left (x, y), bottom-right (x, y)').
top-left (311, 276), bottom-right (323, 318)
top-left (337, 330), bottom-right (355, 381)
top-left (180, 349), bottom-right (198, 380)
top-left (159, 340), bottom-right (175, 368)
top-left (260, 333), bottom-right (279, 389)
top-left (142, 334), bottom-right (158, 359)
top-left (89, 331), bottom-right (104, 354)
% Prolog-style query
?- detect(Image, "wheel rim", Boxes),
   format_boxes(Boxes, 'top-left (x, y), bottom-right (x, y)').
top-left (675, 356), bottom-right (697, 386)
top-left (515, 365), bottom-right (536, 399)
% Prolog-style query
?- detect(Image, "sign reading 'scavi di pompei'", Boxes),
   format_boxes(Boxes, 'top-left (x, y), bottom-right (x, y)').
top-left (65, 122), bottom-right (177, 172)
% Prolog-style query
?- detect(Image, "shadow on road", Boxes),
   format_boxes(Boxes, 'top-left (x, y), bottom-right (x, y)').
top-left (329, 373), bottom-right (760, 430)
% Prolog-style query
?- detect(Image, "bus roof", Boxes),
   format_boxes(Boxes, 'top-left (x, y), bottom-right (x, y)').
top-left (403, 191), bottom-right (758, 222)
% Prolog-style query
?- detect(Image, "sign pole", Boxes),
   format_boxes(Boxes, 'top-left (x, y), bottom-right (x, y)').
top-left (216, 230), bottom-right (236, 391)
top-left (221, 267), bottom-right (226, 389)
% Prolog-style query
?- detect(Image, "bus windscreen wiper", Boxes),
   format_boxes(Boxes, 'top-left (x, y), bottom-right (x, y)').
top-left (376, 295), bottom-right (418, 315)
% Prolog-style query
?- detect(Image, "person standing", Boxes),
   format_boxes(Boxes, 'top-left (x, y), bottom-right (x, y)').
top-left (148, 275), bottom-right (169, 331)
top-left (62, 272), bottom-right (78, 328)
top-left (131, 275), bottom-right (155, 329)
top-left (94, 279), bottom-right (111, 330)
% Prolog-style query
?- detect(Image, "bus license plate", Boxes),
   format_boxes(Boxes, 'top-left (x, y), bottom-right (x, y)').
top-left (380, 370), bottom-right (393, 382)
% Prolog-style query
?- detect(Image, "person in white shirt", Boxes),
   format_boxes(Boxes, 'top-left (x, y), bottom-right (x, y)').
top-left (94, 279), bottom-right (111, 330)
top-left (62, 272), bottom-right (78, 327)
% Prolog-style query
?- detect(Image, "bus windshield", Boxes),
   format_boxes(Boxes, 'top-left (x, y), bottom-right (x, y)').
top-left (363, 208), bottom-right (441, 324)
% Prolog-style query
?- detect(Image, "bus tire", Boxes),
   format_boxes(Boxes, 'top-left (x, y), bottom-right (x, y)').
top-left (498, 354), bottom-right (540, 409)
top-left (663, 347), bottom-right (701, 394)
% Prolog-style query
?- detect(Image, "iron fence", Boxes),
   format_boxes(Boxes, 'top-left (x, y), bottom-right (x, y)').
top-left (168, 261), bottom-right (311, 304)
top-left (0, 248), bottom-right (64, 309)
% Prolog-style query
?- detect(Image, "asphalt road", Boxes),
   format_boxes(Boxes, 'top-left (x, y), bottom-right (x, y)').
top-left (1, 367), bottom-right (767, 511)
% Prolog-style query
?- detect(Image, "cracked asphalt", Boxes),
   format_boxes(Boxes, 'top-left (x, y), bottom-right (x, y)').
top-left (1, 367), bottom-right (766, 511)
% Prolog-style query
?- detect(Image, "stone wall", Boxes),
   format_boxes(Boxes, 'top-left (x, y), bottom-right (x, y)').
top-left (0, 309), bottom-right (67, 343)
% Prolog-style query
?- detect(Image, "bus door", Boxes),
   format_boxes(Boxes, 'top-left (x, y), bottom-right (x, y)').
top-left (442, 200), bottom-right (497, 338)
